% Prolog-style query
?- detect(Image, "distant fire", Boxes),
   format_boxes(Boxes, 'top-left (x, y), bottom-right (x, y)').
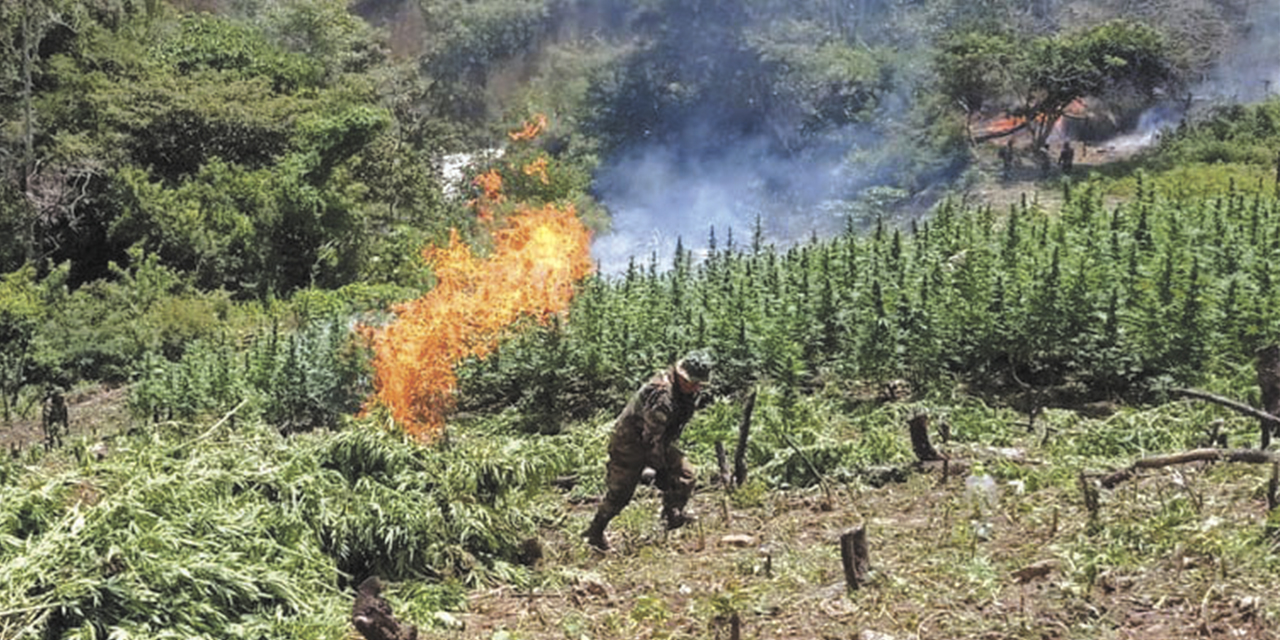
top-left (365, 117), bottom-right (593, 442)
top-left (976, 99), bottom-right (1089, 139)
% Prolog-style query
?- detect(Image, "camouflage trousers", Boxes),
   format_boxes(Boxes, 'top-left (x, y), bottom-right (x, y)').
top-left (587, 436), bottom-right (695, 537)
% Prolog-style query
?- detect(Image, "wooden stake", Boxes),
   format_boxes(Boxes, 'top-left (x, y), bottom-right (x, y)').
top-left (1079, 471), bottom-right (1100, 523)
top-left (840, 525), bottom-right (870, 590)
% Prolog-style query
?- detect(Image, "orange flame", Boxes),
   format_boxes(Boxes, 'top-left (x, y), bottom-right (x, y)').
top-left (469, 169), bottom-right (505, 222)
top-left (978, 99), bottom-right (1089, 138)
top-left (508, 114), bottom-right (548, 142)
top-left (522, 156), bottom-right (550, 185)
top-left (365, 203), bottom-right (594, 442)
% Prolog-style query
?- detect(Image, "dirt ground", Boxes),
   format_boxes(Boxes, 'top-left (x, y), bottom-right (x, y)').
top-left (964, 134), bottom-right (1145, 217)
top-left (424, 467), bottom-right (1278, 640)
top-left (0, 385), bottom-right (131, 455)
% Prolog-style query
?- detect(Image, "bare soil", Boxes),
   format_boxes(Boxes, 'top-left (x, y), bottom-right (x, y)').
top-left (428, 466), bottom-right (1278, 640)
top-left (1, 385), bottom-right (131, 454)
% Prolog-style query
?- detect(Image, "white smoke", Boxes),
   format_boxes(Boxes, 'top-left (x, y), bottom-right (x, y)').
top-left (1196, 2), bottom-right (1280, 105)
top-left (590, 136), bottom-right (856, 276)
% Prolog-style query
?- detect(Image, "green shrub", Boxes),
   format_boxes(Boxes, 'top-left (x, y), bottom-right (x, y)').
top-left (130, 312), bottom-right (370, 432)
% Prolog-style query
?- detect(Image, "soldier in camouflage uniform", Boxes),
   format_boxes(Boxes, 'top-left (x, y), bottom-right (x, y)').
top-left (582, 351), bottom-right (713, 551)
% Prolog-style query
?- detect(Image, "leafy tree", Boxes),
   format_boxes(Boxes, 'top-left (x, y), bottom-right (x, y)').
top-left (1015, 20), bottom-right (1174, 149)
top-left (3, 3), bottom-right (448, 294)
top-left (0, 266), bottom-right (45, 421)
top-left (416, 0), bottom-right (556, 133)
top-left (933, 30), bottom-right (1018, 138)
top-left (583, 0), bottom-right (774, 155)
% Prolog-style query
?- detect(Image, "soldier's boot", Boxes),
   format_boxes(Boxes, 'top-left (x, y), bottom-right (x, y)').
top-left (582, 512), bottom-right (613, 551)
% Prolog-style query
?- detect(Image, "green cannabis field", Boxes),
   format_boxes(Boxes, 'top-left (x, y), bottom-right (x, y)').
top-left (4, 1), bottom-right (1280, 639)
top-left (6, 167), bottom-right (1280, 637)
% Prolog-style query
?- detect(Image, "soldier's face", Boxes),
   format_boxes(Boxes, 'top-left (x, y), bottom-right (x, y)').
top-left (676, 373), bottom-right (701, 394)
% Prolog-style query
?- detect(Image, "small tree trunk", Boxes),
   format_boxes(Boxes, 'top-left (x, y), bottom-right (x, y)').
top-left (1268, 462), bottom-right (1279, 512)
top-left (840, 525), bottom-right (870, 590)
top-left (21, 0), bottom-right (37, 264)
top-left (1256, 345), bottom-right (1280, 450)
top-left (733, 388), bottom-right (756, 487)
top-left (715, 441), bottom-right (731, 489)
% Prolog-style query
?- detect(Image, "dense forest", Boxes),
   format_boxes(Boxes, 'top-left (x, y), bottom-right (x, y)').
top-left (3, 1), bottom-right (1280, 638)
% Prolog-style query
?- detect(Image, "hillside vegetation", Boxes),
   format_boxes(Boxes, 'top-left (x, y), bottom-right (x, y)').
top-left (3, 1), bottom-right (1280, 639)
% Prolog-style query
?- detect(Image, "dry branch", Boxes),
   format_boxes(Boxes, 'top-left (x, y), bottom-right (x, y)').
top-left (715, 441), bottom-right (731, 489)
top-left (1100, 448), bottom-right (1280, 489)
top-left (777, 429), bottom-right (834, 510)
top-left (1171, 388), bottom-right (1280, 425)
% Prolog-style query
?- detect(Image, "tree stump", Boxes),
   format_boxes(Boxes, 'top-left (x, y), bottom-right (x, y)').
top-left (41, 387), bottom-right (68, 450)
top-left (908, 412), bottom-right (943, 462)
top-left (840, 525), bottom-right (870, 590)
top-left (1268, 462), bottom-right (1279, 512)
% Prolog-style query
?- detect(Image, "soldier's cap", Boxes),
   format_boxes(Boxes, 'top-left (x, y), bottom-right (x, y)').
top-left (676, 350), bottom-right (714, 384)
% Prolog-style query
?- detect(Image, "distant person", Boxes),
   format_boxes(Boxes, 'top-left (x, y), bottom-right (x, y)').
top-left (582, 350), bottom-right (713, 551)
top-left (1058, 141), bottom-right (1075, 174)
top-left (998, 139), bottom-right (1014, 179)
top-left (42, 386), bottom-right (68, 450)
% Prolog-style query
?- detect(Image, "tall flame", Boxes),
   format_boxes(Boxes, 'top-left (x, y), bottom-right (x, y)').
top-left (366, 202), bottom-right (594, 441)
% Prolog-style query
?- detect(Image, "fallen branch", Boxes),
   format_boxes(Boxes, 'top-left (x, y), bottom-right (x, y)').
top-left (1171, 388), bottom-right (1280, 425)
top-left (1100, 448), bottom-right (1280, 489)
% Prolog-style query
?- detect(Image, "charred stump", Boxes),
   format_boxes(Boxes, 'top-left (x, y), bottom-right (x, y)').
top-left (840, 525), bottom-right (870, 590)
top-left (908, 412), bottom-right (943, 462)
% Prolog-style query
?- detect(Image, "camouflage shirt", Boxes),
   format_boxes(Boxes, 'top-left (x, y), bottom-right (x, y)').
top-left (612, 367), bottom-right (698, 457)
